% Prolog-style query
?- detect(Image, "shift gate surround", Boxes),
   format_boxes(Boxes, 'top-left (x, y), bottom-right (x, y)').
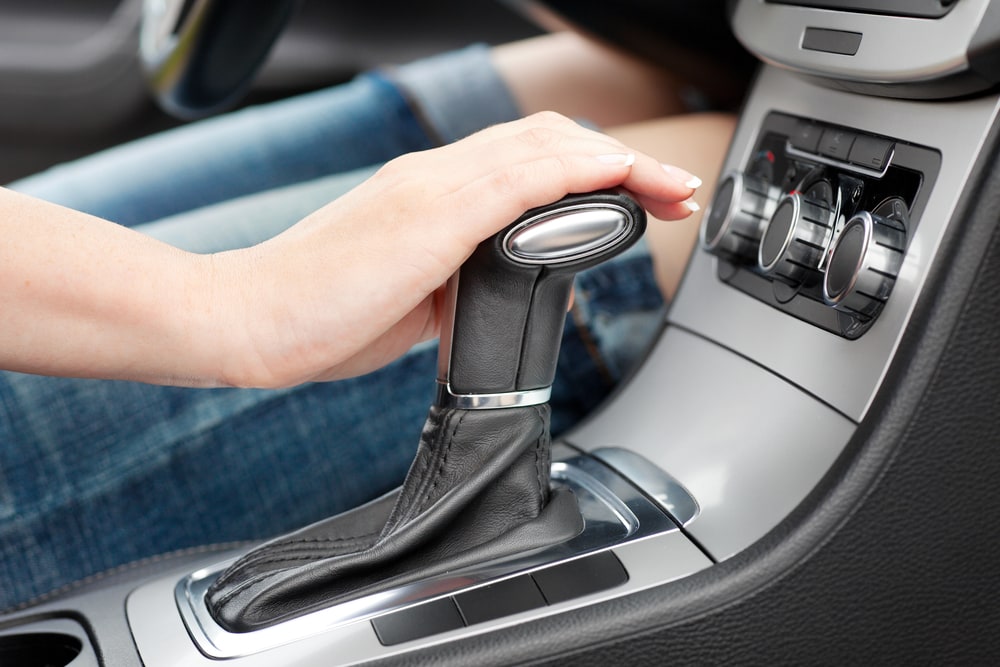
top-left (173, 447), bottom-right (701, 659)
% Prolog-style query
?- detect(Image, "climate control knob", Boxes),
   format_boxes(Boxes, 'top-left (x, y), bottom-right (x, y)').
top-left (757, 192), bottom-right (835, 286)
top-left (701, 171), bottom-right (780, 262)
top-left (823, 211), bottom-right (906, 320)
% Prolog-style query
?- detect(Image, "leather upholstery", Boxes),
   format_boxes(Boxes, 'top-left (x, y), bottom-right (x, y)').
top-left (206, 404), bottom-right (583, 632)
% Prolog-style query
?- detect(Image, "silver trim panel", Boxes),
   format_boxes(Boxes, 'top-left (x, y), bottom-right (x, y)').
top-left (670, 65), bottom-right (1000, 421)
top-left (732, 0), bottom-right (994, 86)
top-left (131, 532), bottom-right (709, 666)
top-left (591, 447), bottom-right (700, 527)
top-left (172, 449), bottom-right (698, 659)
top-left (568, 326), bottom-right (856, 560)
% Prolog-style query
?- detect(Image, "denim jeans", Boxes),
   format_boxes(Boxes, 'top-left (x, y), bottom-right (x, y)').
top-left (0, 46), bottom-right (664, 610)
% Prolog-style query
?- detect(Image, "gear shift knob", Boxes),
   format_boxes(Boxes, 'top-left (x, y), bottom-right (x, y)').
top-left (437, 190), bottom-right (646, 409)
top-left (206, 191), bottom-right (637, 632)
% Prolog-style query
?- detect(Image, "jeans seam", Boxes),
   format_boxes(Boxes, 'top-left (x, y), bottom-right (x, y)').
top-left (370, 69), bottom-right (447, 148)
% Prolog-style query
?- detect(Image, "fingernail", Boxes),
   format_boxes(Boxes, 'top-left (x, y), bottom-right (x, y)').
top-left (662, 164), bottom-right (702, 189)
top-left (596, 153), bottom-right (636, 166)
top-left (684, 199), bottom-right (701, 212)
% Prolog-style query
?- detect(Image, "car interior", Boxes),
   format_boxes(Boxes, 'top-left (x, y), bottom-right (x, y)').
top-left (3, 0), bottom-right (1000, 664)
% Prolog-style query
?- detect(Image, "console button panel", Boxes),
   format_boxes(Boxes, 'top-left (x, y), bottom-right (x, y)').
top-left (372, 551), bottom-right (629, 646)
top-left (700, 112), bottom-right (940, 339)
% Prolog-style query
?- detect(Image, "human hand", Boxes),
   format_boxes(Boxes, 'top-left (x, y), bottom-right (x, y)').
top-left (216, 112), bottom-right (701, 388)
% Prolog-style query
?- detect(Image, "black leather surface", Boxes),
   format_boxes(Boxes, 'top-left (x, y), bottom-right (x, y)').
top-left (206, 405), bottom-right (583, 632)
top-left (383, 96), bottom-right (1000, 667)
top-left (449, 191), bottom-right (646, 394)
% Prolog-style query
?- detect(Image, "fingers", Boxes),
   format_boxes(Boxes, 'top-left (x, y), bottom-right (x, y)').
top-left (638, 196), bottom-right (700, 222)
top-left (433, 121), bottom-right (700, 244)
top-left (326, 111), bottom-right (702, 303)
top-left (376, 111), bottom-right (699, 220)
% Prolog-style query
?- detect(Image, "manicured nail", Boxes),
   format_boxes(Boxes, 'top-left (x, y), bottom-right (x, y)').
top-left (596, 153), bottom-right (636, 166)
top-left (684, 199), bottom-right (701, 212)
top-left (662, 164), bottom-right (702, 189)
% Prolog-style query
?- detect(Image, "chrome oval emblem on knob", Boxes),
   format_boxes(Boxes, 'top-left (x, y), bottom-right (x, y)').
top-left (503, 204), bottom-right (632, 264)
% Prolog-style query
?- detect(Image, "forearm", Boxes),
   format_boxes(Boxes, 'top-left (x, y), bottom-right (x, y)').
top-left (0, 187), bottom-right (231, 386)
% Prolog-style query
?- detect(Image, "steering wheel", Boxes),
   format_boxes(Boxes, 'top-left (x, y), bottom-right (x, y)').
top-left (139, 0), bottom-right (300, 119)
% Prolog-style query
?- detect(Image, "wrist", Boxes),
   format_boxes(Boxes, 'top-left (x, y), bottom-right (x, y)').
top-left (196, 248), bottom-right (276, 389)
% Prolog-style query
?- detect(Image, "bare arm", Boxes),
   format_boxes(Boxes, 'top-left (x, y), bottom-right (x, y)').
top-left (0, 113), bottom-right (700, 389)
top-left (0, 187), bottom-right (225, 385)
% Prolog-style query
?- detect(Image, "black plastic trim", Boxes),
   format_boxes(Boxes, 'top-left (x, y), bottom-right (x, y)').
top-left (801, 27), bottom-right (863, 55)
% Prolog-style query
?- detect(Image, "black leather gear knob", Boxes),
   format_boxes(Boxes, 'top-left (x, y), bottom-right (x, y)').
top-left (438, 189), bottom-right (646, 400)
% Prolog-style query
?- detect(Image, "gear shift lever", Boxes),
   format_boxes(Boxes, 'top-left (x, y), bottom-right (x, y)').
top-left (438, 189), bottom-right (646, 408)
top-left (206, 191), bottom-right (646, 633)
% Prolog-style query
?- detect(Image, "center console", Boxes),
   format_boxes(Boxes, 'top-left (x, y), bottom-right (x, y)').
top-left (4, 1), bottom-right (1000, 665)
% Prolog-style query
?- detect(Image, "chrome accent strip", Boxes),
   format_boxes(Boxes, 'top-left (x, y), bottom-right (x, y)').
top-left (785, 141), bottom-right (894, 179)
top-left (590, 447), bottom-right (700, 527)
top-left (434, 381), bottom-right (552, 409)
top-left (175, 450), bottom-right (687, 659)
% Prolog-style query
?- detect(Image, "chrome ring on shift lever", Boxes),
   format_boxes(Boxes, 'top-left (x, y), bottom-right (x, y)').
top-left (435, 382), bottom-right (552, 410)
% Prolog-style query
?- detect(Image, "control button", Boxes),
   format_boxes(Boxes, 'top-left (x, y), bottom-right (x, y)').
top-left (372, 597), bottom-right (465, 646)
top-left (532, 551), bottom-right (629, 605)
top-left (758, 193), bottom-right (836, 286)
top-left (700, 171), bottom-right (781, 262)
top-left (818, 128), bottom-right (856, 161)
top-left (823, 211), bottom-right (906, 320)
top-left (848, 135), bottom-right (894, 171)
top-left (454, 575), bottom-right (547, 625)
top-left (790, 121), bottom-right (823, 153)
top-left (801, 27), bottom-right (862, 56)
